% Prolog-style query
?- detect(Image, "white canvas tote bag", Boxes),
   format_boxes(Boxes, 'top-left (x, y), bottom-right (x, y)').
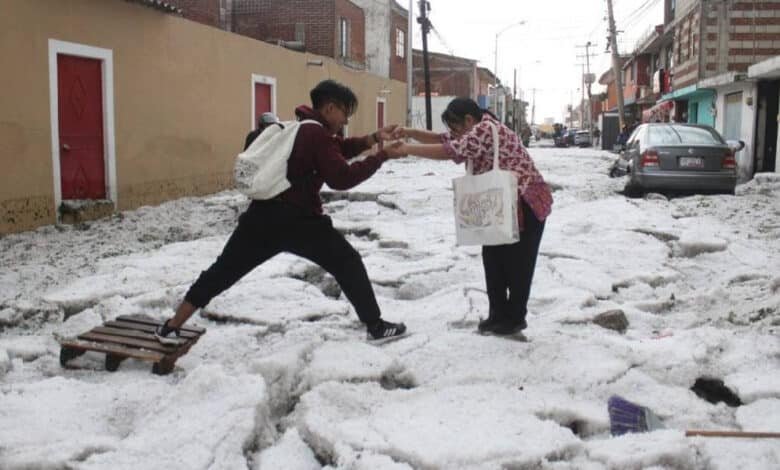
top-left (234, 119), bottom-right (322, 200)
top-left (452, 122), bottom-right (520, 246)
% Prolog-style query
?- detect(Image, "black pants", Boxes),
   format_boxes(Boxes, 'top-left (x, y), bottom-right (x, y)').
top-left (184, 200), bottom-right (381, 324)
top-left (481, 200), bottom-right (546, 324)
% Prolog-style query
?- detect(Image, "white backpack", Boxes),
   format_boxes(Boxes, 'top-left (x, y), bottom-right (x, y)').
top-left (233, 119), bottom-right (323, 200)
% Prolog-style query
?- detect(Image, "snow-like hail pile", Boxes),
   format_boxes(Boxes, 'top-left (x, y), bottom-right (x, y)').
top-left (1, 143), bottom-right (779, 469)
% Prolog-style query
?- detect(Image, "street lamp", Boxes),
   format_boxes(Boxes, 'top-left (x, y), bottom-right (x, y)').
top-left (493, 20), bottom-right (526, 115)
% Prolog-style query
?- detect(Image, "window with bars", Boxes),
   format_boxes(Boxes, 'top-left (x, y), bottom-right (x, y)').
top-left (395, 28), bottom-right (405, 58)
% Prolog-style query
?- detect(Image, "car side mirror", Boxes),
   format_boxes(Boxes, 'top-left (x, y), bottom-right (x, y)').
top-left (726, 139), bottom-right (746, 152)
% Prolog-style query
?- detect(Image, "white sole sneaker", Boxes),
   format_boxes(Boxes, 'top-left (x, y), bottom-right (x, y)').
top-left (367, 331), bottom-right (411, 345)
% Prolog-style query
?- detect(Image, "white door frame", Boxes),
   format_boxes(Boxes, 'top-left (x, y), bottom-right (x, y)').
top-left (251, 74), bottom-right (277, 129)
top-left (48, 39), bottom-right (117, 216)
top-left (376, 96), bottom-right (387, 130)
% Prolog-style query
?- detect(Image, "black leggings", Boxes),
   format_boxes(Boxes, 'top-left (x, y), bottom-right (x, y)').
top-left (184, 200), bottom-right (381, 324)
top-left (481, 200), bottom-right (546, 323)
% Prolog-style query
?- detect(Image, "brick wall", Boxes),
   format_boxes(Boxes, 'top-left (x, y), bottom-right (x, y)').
top-left (671, 6), bottom-right (700, 89)
top-left (167, 0), bottom-right (221, 27)
top-left (229, 0), bottom-right (365, 66)
top-left (389, 8), bottom-right (407, 82)
top-left (335, 0), bottom-right (365, 65)
top-left (231, 0), bottom-right (337, 60)
top-left (413, 51), bottom-right (475, 97)
top-left (701, 0), bottom-right (780, 76)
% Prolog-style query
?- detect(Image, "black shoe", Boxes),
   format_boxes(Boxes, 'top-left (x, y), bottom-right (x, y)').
top-left (367, 320), bottom-right (407, 344)
top-left (154, 319), bottom-right (181, 345)
top-left (490, 318), bottom-right (528, 335)
top-left (477, 308), bottom-right (504, 333)
top-left (477, 316), bottom-right (502, 333)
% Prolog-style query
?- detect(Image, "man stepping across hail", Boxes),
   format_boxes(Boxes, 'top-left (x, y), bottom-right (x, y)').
top-left (155, 80), bottom-right (408, 345)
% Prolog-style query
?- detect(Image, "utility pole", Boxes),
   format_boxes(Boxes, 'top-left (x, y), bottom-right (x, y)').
top-left (530, 88), bottom-right (537, 125)
top-left (406, 0), bottom-right (413, 127)
top-left (584, 41), bottom-right (595, 141)
top-left (606, 0), bottom-right (626, 129)
top-left (577, 41), bottom-right (598, 140)
top-left (417, 0), bottom-right (433, 130)
top-left (575, 62), bottom-right (586, 128)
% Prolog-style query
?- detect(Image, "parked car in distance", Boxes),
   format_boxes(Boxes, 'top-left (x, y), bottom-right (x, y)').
top-left (565, 128), bottom-right (578, 146)
top-left (574, 130), bottom-right (592, 147)
top-left (609, 123), bottom-right (744, 195)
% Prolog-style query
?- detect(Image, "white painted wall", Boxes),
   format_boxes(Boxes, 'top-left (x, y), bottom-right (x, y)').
top-left (712, 82), bottom-right (757, 182)
top-left (350, 0), bottom-right (391, 78)
top-left (411, 96), bottom-right (455, 133)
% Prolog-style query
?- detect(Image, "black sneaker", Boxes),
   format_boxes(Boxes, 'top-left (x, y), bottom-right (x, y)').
top-left (154, 320), bottom-right (181, 345)
top-left (367, 320), bottom-right (408, 344)
top-left (490, 318), bottom-right (528, 336)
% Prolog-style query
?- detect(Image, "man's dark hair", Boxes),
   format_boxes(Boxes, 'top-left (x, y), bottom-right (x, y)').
top-left (310, 80), bottom-right (358, 116)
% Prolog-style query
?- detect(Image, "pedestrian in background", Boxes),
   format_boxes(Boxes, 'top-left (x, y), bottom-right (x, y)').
top-left (244, 112), bottom-right (279, 151)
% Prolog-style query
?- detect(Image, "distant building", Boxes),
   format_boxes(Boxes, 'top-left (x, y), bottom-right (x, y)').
top-left (351, 0), bottom-right (409, 81)
top-left (167, 0), bottom-right (408, 80)
top-left (412, 49), bottom-right (480, 99)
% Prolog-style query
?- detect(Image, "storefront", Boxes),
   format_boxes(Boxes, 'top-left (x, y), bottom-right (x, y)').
top-left (699, 71), bottom-right (758, 182)
top-left (660, 85), bottom-right (715, 126)
top-left (641, 100), bottom-right (673, 123)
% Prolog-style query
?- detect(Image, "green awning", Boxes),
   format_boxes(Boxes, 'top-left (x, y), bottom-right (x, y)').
top-left (661, 85), bottom-right (714, 101)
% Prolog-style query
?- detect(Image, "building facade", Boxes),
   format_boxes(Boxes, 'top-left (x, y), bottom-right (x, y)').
top-left (595, 0), bottom-right (780, 178)
top-left (0, 0), bottom-right (406, 234)
top-left (350, 0), bottom-right (409, 82)
top-left (228, 0), bottom-right (367, 69)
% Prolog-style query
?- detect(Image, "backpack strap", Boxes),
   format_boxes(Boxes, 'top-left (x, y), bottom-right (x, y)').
top-left (287, 119), bottom-right (325, 189)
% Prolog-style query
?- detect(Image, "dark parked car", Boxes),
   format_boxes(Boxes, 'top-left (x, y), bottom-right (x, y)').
top-left (609, 123), bottom-right (744, 195)
top-left (554, 128), bottom-right (578, 147)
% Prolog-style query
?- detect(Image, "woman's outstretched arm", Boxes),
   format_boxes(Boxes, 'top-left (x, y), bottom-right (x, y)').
top-left (393, 127), bottom-right (443, 144)
top-left (384, 142), bottom-right (449, 160)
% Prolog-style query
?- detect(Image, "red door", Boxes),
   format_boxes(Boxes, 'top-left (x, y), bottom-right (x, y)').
top-left (254, 83), bottom-right (272, 123)
top-left (58, 54), bottom-right (105, 199)
top-left (377, 101), bottom-right (385, 129)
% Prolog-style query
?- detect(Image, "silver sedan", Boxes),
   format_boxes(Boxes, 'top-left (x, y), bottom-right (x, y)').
top-left (609, 123), bottom-right (744, 196)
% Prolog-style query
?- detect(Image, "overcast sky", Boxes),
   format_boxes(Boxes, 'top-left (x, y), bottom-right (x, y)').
top-left (408, 0), bottom-right (664, 123)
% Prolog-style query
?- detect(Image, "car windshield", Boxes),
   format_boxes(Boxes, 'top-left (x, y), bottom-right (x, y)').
top-left (648, 125), bottom-right (723, 145)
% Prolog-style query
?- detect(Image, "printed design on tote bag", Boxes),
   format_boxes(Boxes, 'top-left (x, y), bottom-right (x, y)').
top-left (456, 187), bottom-right (505, 228)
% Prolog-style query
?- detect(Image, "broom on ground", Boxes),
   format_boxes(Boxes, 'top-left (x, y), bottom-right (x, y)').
top-left (607, 395), bottom-right (780, 438)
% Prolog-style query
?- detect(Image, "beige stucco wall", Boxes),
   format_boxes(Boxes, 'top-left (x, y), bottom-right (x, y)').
top-left (0, 0), bottom-right (406, 234)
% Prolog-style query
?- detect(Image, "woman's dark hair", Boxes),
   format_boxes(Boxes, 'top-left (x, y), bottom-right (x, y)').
top-left (310, 80), bottom-right (358, 116)
top-left (441, 97), bottom-right (497, 128)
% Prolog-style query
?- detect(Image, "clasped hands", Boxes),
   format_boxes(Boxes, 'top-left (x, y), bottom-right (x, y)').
top-left (372, 125), bottom-right (414, 159)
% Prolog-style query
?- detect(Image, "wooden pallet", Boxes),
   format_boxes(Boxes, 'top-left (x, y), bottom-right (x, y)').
top-left (59, 315), bottom-right (206, 375)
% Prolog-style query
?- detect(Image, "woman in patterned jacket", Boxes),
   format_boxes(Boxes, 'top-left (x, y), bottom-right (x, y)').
top-left (388, 98), bottom-right (553, 335)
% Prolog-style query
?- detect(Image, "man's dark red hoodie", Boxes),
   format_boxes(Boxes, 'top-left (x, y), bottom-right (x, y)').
top-left (276, 105), bottom-right (388, 215)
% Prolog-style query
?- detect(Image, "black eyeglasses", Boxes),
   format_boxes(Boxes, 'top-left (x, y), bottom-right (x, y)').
top-left (331, 102), bottom-right (350, 117)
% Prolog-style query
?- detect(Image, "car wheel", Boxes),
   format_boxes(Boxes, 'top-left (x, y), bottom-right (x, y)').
top-left (624, 178), bottom-right (643, 198)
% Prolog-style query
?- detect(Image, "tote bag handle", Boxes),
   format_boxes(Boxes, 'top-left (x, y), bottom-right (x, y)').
top-left (466, 122), bottom-right (500, 175)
